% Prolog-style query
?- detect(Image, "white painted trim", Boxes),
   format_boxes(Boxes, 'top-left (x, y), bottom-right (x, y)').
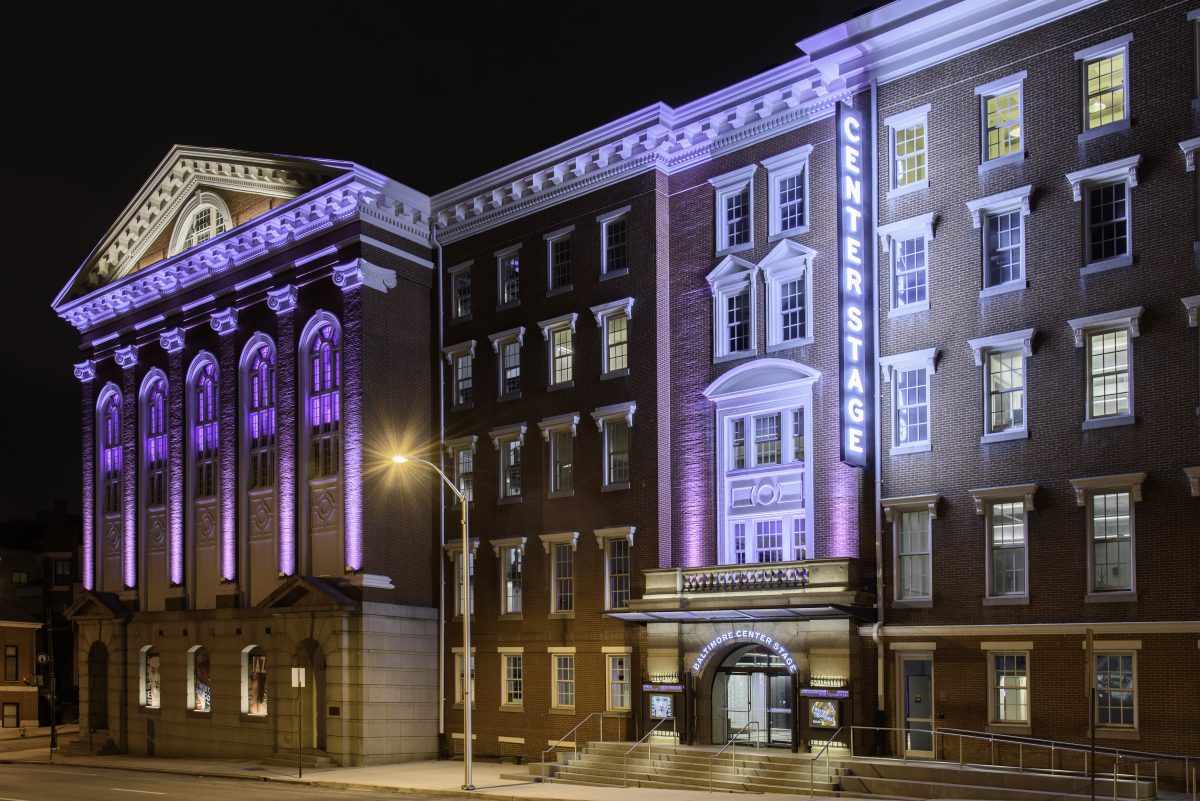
top-left (881, 494), bottom-right (941, 522)
top-left (965, 185), bottom-right (1032, 229)
top-left (974, 71), bottom-right (1028, 96)
top-left (1067, 307), bottom-right (1142, 347)
top-left (497, 646), bottom-right (525, 654)
top-left (883, 104), bottom-right (931, 130)
top-left (538, 412), bottom-right (580, 440)
top-left (863, 621), bottom-right (1200, 637)
top-left (594, 526), bottom-right (636, 549)
top-left (1065, 156), bottom-right (1141, 202)
top-left (1181, 138), bottom-right (1200, 172)
top-left (602, 646), bottom-right (634, 654)
top-left (879, 348), bottom-right (938, 382)
top-left (981, 641), bottom-right (1034, 650)
top-left (498, 736), bottom-right (525, 744)
top-left (493, 243), bottom-right (522, 258)
top-left (877, 213), bottom-right (937, 252)
top-left (596, 205), bottom-right (632, 224)
top-left (591, 401), bottom-right (637, 431)
top-left (539, 532), bottom-right (580, 553)
top-left (547, 645), bottom-right (577, 654)
top-left (1068, 472), bottom-right (1146, 506)
top-left (1073, 33), bottom-right (1133, 61)
top-left (1083, 640), bottom-right (1141, 650)
top-left (542, 225), bottom-right (575, 241)
top-left (969, 483), bottom-right (1037, 515)
top-left (888, 641), bottom-right (937, 651)
top-left (966, 329), bottom-right (1035, 366)
top-left (708, 164), bottom-right (758, 189)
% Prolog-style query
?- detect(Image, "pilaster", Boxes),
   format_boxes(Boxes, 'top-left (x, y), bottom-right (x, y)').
top-left (338, 280), bottom-right (364, 573)
top-left (211, 308), bottom-right (239, 585)
top-left (160, 328), bottom-right (186, 588)
top-left (116, 346), bottom-right (138, 592)
top-left (268, 285), bottom-right (298, 577)
top-left (75, 360), bottom-right (96, 590)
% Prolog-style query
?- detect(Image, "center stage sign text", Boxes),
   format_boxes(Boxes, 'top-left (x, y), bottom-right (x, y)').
top-left (692, 629), bottom-right (798, 674)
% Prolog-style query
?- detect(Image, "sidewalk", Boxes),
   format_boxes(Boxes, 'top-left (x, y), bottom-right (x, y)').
top-left (0, 748), bottom-right (841, 801)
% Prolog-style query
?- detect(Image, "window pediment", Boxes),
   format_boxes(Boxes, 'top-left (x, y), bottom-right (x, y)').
top-left (1067, 307), bottom-right (1142, 347)
top-left (706, 254), bottom-right (758, 287)
top-left (704, 358), bottom-right (820, 401)
top-left (1065, 155), bottom-right (1141, 202)
top-left (1069, 473), bottom-right (1146, 506)
top-left (759, 239), bottom-right (816, 276)
top-left (969, 483), bottom-right (1038, 515)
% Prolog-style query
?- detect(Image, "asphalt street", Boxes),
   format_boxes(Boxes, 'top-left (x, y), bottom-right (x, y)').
top-left (0, 763), bottom-right (474, 801)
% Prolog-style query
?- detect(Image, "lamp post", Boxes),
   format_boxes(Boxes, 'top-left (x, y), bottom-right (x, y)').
top-left (392, 455), bottom-right (473, 791)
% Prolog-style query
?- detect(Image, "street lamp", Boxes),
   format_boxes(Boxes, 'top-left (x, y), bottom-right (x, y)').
top-left (391, 455), bottom-right (474, 791)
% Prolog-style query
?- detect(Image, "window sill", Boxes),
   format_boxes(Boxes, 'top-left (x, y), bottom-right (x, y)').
top-left (1080, 254), bottom-right (1133, 276)
top-left (986, 723), bottom-right (1032, 735)
top-left (548, 381), bottom-right (575, 392)
top-left (599, 268), bottom-right (629, 283)
top-left (890, 443), bottom-right (931, 456)
top-left (186, 709), bottom-right (213, 718)
top-left (889, 301), bottom-right (929, 319)
top-left (452, 402), bottom-right (475, 413)
top-left (1091, 728), bottom-right (1140, 742)
top-left (981, 429), bottom-right (1028, 445)
top-left (716, 243), bottom-right (753, 258)
top-left (547, 284), bottom-right (574, 297)
top-left (887, 179), bottom-right (929, 200)
top-left (499, 705), bottom-right (524, 713)
top-left (892, 598), bottom-right (933, 609)
top-left (496, 300), bottom-right (521, 312)
top-left (1082, 414), bottom-right (1135, 430)
top-left (983, 594), bottom-right (1029, 606)
top-left (549, 708), bottom-right (576, 716)
top-left (714, 351), bottom-right (755, 365)
top-left (549, 612), bottom-right (576, 620)
top-left (498, 391), bottom-right (523, 403)
top-left (240, 713), bottom-right (270, 723)
top-left (767, 337), bottom-right (814, 353)
top-left (1077, 118), bottom-right (1131, 144)
top-left (601, 368), bottom-right (630, 381)
top-left (499, 612), bottom-right (524, 622)
top-left (768, 226), bottom-right (810, 243)
top-left (978, 151), bottom-right (1026, 175)
top-left (498, 496), bottom-right (523, 506)
top-left (1086, 591), bottom-right (1137, 603)
top-left (451, 313), bottom-right (473, 324)
top-left (602, 482), bottom-right (631, 493)
top-left (980, 280), bottom-right (1026, 299)
top-left (139, 706), bottom-right (162, 715)
top-left (548, 490), bottom-right (575, 500)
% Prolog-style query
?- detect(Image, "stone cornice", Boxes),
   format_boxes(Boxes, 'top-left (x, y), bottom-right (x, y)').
top-left (332, 259), bottom-right (397, 293)
top-left (73, 360), bottom-right (96, 382)
top-left (114, 345), bottom-right (138, 369)
top-left (159, 328), bottom-right (185, 353)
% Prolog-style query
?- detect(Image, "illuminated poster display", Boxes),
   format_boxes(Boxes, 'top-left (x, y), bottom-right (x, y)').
top-left (837, 101), bottom-right (874, 468)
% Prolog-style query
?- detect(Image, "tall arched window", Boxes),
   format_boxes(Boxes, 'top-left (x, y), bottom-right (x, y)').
top-left (191, 358), bottom-right (219, 500)
top-left (246, 341), bottom-right (276, 489)
top-left (307, 322), bottom-right (341, 479)
top-left (97, 384), bottom-right (123, 593)
top-left (169, 192), bottom-right (234, 256)
top-left (98, 388), bottom-right (122, 517)
top-left (141, 372), bottom-right (168, 508)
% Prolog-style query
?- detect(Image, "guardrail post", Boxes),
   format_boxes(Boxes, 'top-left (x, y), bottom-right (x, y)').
top-left (1051, 745), bottom-right (1055, 773)
top-left (1113, 760), bottom-right (1118, 801)
top-left (1134, 762), bottom-right (1139, 801)
top-left (959, 735), bottom-right (964, 770)
top-left (1019, 742), bottom-right (1023, 773)
top-left (990, 734), bottom-right (995, 767)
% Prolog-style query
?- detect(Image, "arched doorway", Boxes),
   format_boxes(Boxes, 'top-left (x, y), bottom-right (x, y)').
top-left (294, 640), bottom-right (326, 751)
top-left (87, 642), bottom-right (108, 731)
top-left (710, 645), bottom-right (794, 748)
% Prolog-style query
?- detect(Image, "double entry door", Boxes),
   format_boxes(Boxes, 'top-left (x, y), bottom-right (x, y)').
top-left (724, 669), bottom-right (793, 747)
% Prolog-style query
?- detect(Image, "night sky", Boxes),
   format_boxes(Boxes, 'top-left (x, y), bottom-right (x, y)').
top-left (3, 5), bottom-right (880, 522)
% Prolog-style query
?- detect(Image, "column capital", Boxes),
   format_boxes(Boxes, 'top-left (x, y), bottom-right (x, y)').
top-left (159, 327), bottom-right (185, 353)
top-left (210, 307), bottom-right (238, 335)
top-left (73, 359), bottom-right (96, 382)
top-left (114, 345), bottom-right (138, 369)
top-left (267, 285), bottom-right (298, 314)
top-left (332, 258), bottom-right (396, 293)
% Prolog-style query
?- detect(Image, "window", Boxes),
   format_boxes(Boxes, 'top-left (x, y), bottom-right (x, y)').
top-left (141, 372), bottom-right (168, 508)
top-left (1096, 651), bottom-right (1136, 729)
top-left (762, 145), bottom-right (813, 238)
top-left (495, 245), bottom-right (521, 306)
top-left (1066, 156), bottom-right (1140, 274)
top-left (592, 402), bottom-right (635, 490)
top-left (991, 501), bottom-right (1026, 596)
top-left (966, 186), bottom-right (1032, 295)
top-left (878, 214), bottom-right (936, 316)
top-left (989, 652), bottom-right (1030, 725)
top-left (445, 436), bottom-right (477, 505)
top-left (490, 423), bottom-right (525, 501)
top-left (304, 320), bottom-right (342, 479)
top-left (1075, 35), bottom-right (1131, 135)
top-left (598, 207), bottom-right (630, 275)
top-left (11, 571), bottom-right (28, 585)
top-left (880, 349), bottom-right (937, 455)
top-left (885, 105), bottom-right (930, 195)
top-left (452, 549), bottom-right (476, 617)
top-left (607, 653), bottom-right (631, 711)
top-left (761, 240), bottom-right (816, 349)
top-left (501, 651), bottom-right (523, 707)
top-left (54, 560), bottom-right (71, 585)
top-left (538, 313), bottom-right (577, 389)
top-left (488, 327), bottom-right (525, 400)
top-left (552, 652), bottom-right (576, 709)
top-left (544, 226), bottom-right (573, 292)
top-left (188, 645), bottom-right (212, 713)
top-left (882, 496), bottom-right (938, 604)
top-left (1069, 472), bottom-right (1145, 599)
top-left (449, 262), bottom-right (473, 321)
top-left (591, 298), bottom-right (634, 377)
top-left (710, 165), bottom-right (757, 254)
top-left (540, 532), bottom-right (578, 615)
top-left (239, 340), bottom-right (276, 492)
top-left (1068, 307), bottom-right (1141, 428)
top-left (975, 72), bottom-right (1025, 164)
top-left (99, 387), bottom-right (122, 517)
top-left (492, 537), bottom-right (525, 615)
top-left (707, 256), bottom-right (758, 361)
top-left (170, 195), bottom-right (229, 255)
top-left (538, 413), bottom-right (578, 497)
top-left (968, 330), bottom-right (1035, 443)
top-left (1, 704), bottom-right (16, 728)
top-left (189, 355), bottom-right (219, 498)
top-left (241, 645), bottom-right (268, 716)
top-left (141, 646), bottom-right (161, 709)
top-left (595, 529), bottom-right (632, 610)
top-left (453, 650), bottom-right (475, 706)
top-left (3, 645), bottom-right (16, 682)
top-left (442, 341), bottom-right (476, 409)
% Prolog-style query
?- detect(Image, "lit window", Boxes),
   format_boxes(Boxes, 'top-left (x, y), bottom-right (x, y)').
top-left (975, 72), bottom-right (1025, 163)
top-left (989, 652), bottom-right (1029, 725)
top-left (1096, 651), bottom-right (1136, 729)
top-left (990, 501), bottom-right (1027, 596)
top-left (489, 423), bottom-right (526, 502)
top-left (1075, 35), bottom-right (1131, 133)
top-left (591, 298), bottom-right (634, 377)
top-left (538, 313), bottom-right (577, 389)
top-left (968, 330), bottom-right (1035, 445)
top-left (879, 214), bottom-right (936, 315)
top-left (608, 654), bottom-right (631, 711)
top-left (754, 414), bottom-right (782, 465)
top-left (1069, 472), bottom-right (1144, 599)
top-left (501, 652), bottom-right (523, 707)
top-left (545, 227), bottom-right (573, 292)
top-left (552, 653), bottom-right (575, 709)
top-left (492, 538), bottom-right (525, 615)
top-left (495, 245), bottom-right (521, 307)
top-left (553, 543), bottom-right (573, 613)
top-left (304, 320), bottom-right (342, 479)
top-left (188, 646), bottom-right (212, 713)
top-left (761, 240), bottom-right (815, 348)
top-left (98, 387), bottom-right (122, 517)
top-left (449, 262), bottom-right (473, 320)
top-left (897, 510), bottom-right (931, 601)
top-left (142, 372), bottom-right (168, 508)
top-left (1066, 156), bottom-right (1140, 273)
top-left (539, 413), bottom-right (578, 497)
top-left (707, 256), bottom-right (758, 361)
top-left (762, 145), bottom-right (813, 237)
top-left (453, 650), bottom-right (475, 706)
top-left (488, 327), bottom-right (525, 401)
top-left (1068, 307), bottom-right (1140, 428)
top-left (189, 356), bottom-right (219, 498)
top-left (442, 341), bottom-right (476, 410)
top-left (885, 105), bottom-right (930, 195)
top-left (755, 520), bottom-right (784, 563)
top-left (596, 529), bottom-right (633, 611)
top-left (731, 419), bottom-right (746, 470)
top-left (710, 165), bottom-right (757, 254)
top-left (880, 349), bottom-right (937, 455)
top-left (171, 197), bottom-right (229, 255)
top-left (11, 571), bottom-right (28, 585)
top-left (242, 645), bottom-right (268, 716)
top-left (444, 436), bottom-right (477, 506)
top-left (243, 339), bottom-right (276, 490)
top-left (598, 206), bottom-right (631, 276)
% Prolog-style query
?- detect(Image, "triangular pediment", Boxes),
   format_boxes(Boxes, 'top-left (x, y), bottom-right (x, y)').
top-left (65, 590), bottom-right (131, 621)
top-left (55, 146), bottom-right (356, 305)
top-left (257, 575), bottom-right (358, 612)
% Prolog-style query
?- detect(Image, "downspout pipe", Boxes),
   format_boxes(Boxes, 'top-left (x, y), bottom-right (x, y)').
top-left (431, 221), bottom-right (446, 746)
top-left (870, 77), bottom-right (886, 726)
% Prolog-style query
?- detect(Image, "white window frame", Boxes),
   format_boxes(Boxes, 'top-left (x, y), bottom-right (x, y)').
top-left (970, 485), bottom-right (1037, 605)
top-left (591, 402), bottom-right (635, 491)
top-left (444, 435), bottom-right (478, 506)
top-left (879, 348), bottom-right (938, 455)
top-left (540, 532), bottom-right (579, 617)
top-left (604, 647), bottom-right (633, 712)
top-left (444, 538), bottom-right (479, 618)
top-left (1067, 307), bottom-right (1142, 429)
top-left (878, 213), bottom-right (936, 317)
top-left (1069, 473), bottom-right (1145, 602)
top-left (488, 423), bottom-right (526, 503)
top-left (591, 297), bottom-right (634, 378)
top-left (452, 647), bottom-right (476, 707)
top-left (499, 647), bottom-right (524, 710)
top-left (1075, 34), bottom-right (1133, 141)
top-left (488, 327), bottom-right (525, 401)
top-left (975, 72), bottom-right (1026, 169)
top-left (597, 206), bottom-right (631, 278)
top-left (983, 644), bottom-right (1033, 730)
top-left (538, 413), bottom-right (579, 498)
top-left (595, 526), bottom-right (635, 611)
top-left (761, 145), bottom-right (813, 239)
top-left (965, 186), bottom-right (1032, 296)
top-left (760, 240), bottom-right (816, 350)
top-left (538, 313), bottom-right (577, 390)
top-left (709, 165), bottom-right (757, 255)
top-left (448, 260), bottom-right (473, 322)
top-left (544, 225), bottom-right (574, 294)
top-left (495, 243), bottom-right (522, 308)
top-left (491, 536), bottom-right (526, 617)
top-left (1066, 155), bottom-right (1140, 275)
top-left (169, 191), bottom-right (232, 256)
top-left (1090, 644), bottom-right (1139, 732)
top-left (885, 104), bottom-right (931, 198)
top-left (882, 495), bottom-right (939, 607)
top-left (549, 648), bottom-right (576, 710)
top-left (706, 255), bottom-right (759, 362)
top-left (442, 340), bottom-right (477, 410)
top-left (967, 329), bottom-right (1035, 443)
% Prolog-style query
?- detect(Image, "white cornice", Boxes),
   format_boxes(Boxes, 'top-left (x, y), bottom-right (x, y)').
top-left (1181, 137), bottom-right (1200, 172)
top-left (968, 483), bottom-right (1037, 515)
top-left (1184, 295), bottom-right (1200, 328)
top-left (1065, 155), bottom-right (1141, 202)
top-left (332, 259), bottom-right (397, 294)
top-left (966, 328), bottom-right (1035, 366)
top-left (1067, 306), bottom-right (1143, 347)
top-left (1068, 472), bottom-right (1146, 506)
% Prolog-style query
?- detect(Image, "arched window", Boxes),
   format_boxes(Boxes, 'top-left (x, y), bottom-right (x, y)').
top-left (188, 645), bottom-right (211, 713)
top-left (245, 339), bottom-right (276, 489)
top-left (306, 321), bottom-right (341, 479)
top-left (98, 388), bottom-right (122, 516)
top-left (241, 645), bottom-right (268, 716)
top-left (141, 372), bottom-right (168, 508)
top-left (190, 357), bottom-right (219, 500)
top-left (139, 645), bottom-right (161, 709)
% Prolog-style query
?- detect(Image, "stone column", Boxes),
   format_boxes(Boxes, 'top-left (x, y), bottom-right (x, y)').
top-left (267, 285), bottom-right (298, 577)
top-left (332, 265), bottom-right (365, 573)
top-left (211, 308), bottom-right (239, 591)
top-left (114, 345), bottom-right (139, 595)
top-left (74, 360), bottom-right (97, 591)
top-left (160, 328), bottom-right (186, 591)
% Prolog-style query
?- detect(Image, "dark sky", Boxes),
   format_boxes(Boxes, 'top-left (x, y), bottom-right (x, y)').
top-left (2, 5), bottom-right (880, 521)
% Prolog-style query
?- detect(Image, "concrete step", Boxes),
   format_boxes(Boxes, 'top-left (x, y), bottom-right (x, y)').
top-left (568, 757), bottom-right (840, 788)
top-left (57, 732), bottom-right (119, 756)
top-left (837, 771), bottom-right (1151, 801)
top-left (260, 749), bottom-right (336, 769)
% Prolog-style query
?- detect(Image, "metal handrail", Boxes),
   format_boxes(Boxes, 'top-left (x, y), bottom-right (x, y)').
top-left (707, 720), bottom-right (761, 792)
top-left (622, 716), bottom-right (677, 787)
top-left (540, 712), bottom-right (627, 780)
top-left (808, 727), bottom-right (843, 799)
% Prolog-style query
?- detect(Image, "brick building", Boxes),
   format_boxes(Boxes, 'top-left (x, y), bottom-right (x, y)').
top-left (53, 0), bottom-right (1199, 772)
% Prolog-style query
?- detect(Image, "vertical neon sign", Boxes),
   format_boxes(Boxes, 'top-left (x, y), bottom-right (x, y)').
top-left (838, 101), bottom-right (874, 468)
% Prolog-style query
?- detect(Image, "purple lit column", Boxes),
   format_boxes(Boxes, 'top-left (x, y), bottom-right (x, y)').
top-left (211, 308), bottom-right (238, 582)
top-left (332, 264), bottom-right (364, 573)
top-left (75, 360), bottom-right (97, 590)
top-left (160, 328), bottom-right (186, 586)
top-left (267, 285), bottom-right (298, 577)
top-left (114, 345), bottom-right (139, 590)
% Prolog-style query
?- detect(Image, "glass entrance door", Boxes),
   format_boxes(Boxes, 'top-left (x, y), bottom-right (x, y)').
top-left (715, 646), bottom-right (793, 748)
top-left (901, 656), bottom-right (934, 757)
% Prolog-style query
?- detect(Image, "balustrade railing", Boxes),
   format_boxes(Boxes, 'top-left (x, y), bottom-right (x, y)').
top-left (682, 561), bottom-right (810, 593)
